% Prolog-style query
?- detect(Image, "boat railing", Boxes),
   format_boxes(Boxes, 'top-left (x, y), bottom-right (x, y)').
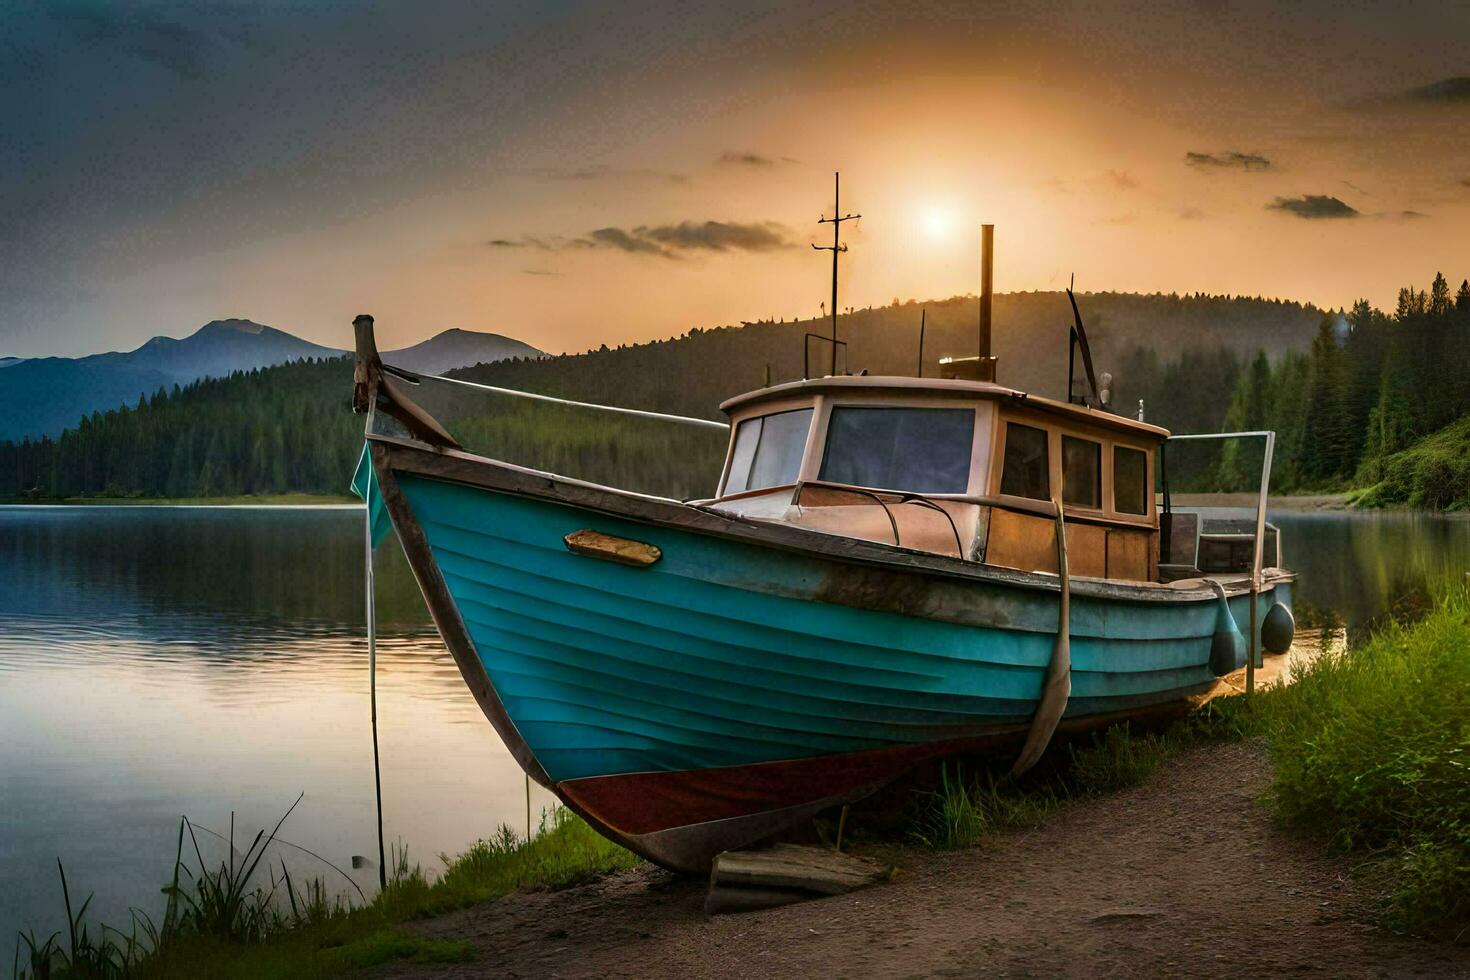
top-left (1162, 429), bottom-right (1276, 694)
top-left (791, 480), bottom-right (966, 558)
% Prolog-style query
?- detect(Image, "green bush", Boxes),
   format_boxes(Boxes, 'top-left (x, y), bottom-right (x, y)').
top-left (1356, 416), bottom-right (1470, 510)
top-left (1258, 588), bottom-right (1470, 941)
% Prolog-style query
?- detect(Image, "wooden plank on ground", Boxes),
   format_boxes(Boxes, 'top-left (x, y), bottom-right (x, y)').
top-left (710, 844), bottom-right (888, 896)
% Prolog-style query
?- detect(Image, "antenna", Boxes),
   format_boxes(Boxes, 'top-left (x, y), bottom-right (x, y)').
top-left (812, 172), bottom-right (860, 376)
top-left (1065, 275), bottom-right (1103, 407)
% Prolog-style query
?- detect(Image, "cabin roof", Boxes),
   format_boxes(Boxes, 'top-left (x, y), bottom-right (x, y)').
top-left (719, 375), bottom-right (1171, 439)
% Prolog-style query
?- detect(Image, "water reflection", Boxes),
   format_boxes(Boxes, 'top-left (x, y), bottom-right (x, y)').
top-left (0, 506), bottom-right (556, 944)
top-left (1269, 509), bottom-right (1470, 634)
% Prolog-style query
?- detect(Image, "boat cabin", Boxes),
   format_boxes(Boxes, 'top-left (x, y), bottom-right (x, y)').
top-left (706, 375), bottom-right (1170, 582)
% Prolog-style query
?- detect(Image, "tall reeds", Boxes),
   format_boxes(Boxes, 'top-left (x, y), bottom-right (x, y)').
top-left (12, 801), bottom-right (635, 980)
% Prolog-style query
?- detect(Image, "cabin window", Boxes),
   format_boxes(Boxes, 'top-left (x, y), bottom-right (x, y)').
top-left (1114, 446), bottom-right (1149, 515)
top-left (723, 408), bottom-right (813, 494)
top-left (819, 407), bottom-right (974, 494)
top-left (1000, 423), bottom-right (1050, 500)
top-left (1061, 436), bottom-right (1101, 509)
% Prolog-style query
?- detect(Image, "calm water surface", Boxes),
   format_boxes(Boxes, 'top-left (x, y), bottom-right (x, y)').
top-left (3, 504), bottom-right (1470, 939)
top-left (0, 506), bottom-right (559, 942)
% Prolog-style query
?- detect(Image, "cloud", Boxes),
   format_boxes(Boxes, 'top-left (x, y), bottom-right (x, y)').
top-left (716, 151), bottom-right (798, 168)
top-left (1186, 151), bottom-right (1271, 171)
top-left (719, 151), bottom-right (776, 167)
top-left (1461, 178), bottom-right (1470, 189)
top-left (521, 268), bottom-right (563, 277)
top-left (1178, 207), bottom-right (1207, 221)
top-left (639, 220), bottom-right (791, 253)
top-left (50, 5), bottom-right (209, 80)
top-left (1398, 210), bottom-right (1429, 220)
top-left (524, 165), bottom-right (690, 186)
top-left (1106, 169), bottom-right (1139, 190)
top-left (1350, 76), bottom-right (1470, 111)
top-left (1402, 77), bottom-right (1470, 105)
top-left (489, 220), bottom-right (794, 259)
top-left (587, 227), bottom-right (667, 255)
top-left (1267, 195), bottom-right (1360, 219)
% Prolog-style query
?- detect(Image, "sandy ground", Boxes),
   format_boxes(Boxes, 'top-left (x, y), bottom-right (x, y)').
top-left (378, 742), bottom-right (1467, 979)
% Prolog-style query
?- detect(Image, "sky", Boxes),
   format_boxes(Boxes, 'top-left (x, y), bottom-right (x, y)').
top-left (2, 0), bottom-right (1468, 358)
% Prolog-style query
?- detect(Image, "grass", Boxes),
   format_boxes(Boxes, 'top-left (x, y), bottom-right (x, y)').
top-left (911, 586), bottom-right (1470, 944)
top-left (1249, 588), bottom-right (1470, 942)
top-left (13, 806), bottom-right (638, 979)
top-left (909, 723), bottom-right (1176, 850)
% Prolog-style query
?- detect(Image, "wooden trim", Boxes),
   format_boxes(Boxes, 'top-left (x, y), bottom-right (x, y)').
top-left (798, 393), bottom-right (828, 484)
top-left (720, 375), bottom-right (1170, 438)
top-left (706, 482), bottom-right (799, 505)
top-left (564, 528), bottom-right (662, 567)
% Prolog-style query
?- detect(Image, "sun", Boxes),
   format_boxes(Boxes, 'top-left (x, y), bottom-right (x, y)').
top-left (917, 203), bottom-right (956, 241)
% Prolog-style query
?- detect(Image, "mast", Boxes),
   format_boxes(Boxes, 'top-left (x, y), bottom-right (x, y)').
top-left (812, 172), bottom-right (860, 376)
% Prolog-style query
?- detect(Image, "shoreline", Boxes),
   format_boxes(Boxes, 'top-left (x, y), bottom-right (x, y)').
top-left (0, 493), bottom-right (359, 507)
top-left (1170, 492), bottom-right (1350, 511)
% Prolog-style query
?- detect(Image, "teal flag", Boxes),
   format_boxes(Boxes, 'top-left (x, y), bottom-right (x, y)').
top-left (350, 443), bottom-right (394, 548)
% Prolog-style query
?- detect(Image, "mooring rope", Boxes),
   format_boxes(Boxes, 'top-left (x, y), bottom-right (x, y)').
top-left (389, 365), bottom-right (731, 431)
top-left (365, 472), bottom-right (388, 892)
top-left (1011, 496), bottom-right (1073, 775)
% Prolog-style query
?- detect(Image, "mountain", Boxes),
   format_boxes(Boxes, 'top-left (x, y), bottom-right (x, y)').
top-left (0, 320), bottom-right (543, 441)
top-left (125, 319), bottom-right (338, 380)
top-left (0, 357), bottom-right (25, 369)
top-left (0, 319), bottom-right (339, 441)
top-left (383, 328), bottom-right (544, 375)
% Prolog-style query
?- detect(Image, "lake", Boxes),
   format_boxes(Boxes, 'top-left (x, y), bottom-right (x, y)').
top-left (4, 504), bottom-right (1469, 941)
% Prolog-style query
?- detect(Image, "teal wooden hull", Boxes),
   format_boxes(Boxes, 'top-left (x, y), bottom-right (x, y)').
top-left (357, 441), bottom-right (1291, 870)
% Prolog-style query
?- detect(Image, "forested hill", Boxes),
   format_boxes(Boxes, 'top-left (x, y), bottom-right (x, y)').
top-left (1214, 274), bottom-right (1470, 504)
top-left (0, 288), bottom-right (1368, 501)
top-left (450, 291), bottom-right (1320, 421)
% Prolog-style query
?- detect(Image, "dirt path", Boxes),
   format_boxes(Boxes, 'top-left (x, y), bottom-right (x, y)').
top-left (382, 743), bottom-right (1467, 978)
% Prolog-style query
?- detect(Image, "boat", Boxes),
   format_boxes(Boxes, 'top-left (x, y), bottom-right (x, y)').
top-left (349, 225), bottom-right (1296, 873)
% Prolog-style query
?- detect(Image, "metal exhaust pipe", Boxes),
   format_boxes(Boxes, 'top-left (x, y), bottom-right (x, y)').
top-left (978, 224), bottom-right (996, 382)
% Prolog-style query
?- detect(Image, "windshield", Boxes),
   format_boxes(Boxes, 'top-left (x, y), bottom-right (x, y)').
top-left (723, 408), bottom-right (814, 494)
top-left (819, 406), bottom-right (974, 494)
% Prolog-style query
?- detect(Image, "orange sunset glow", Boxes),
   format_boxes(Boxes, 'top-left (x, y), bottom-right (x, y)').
top-left (3, 1), bottom-right (1467, 357)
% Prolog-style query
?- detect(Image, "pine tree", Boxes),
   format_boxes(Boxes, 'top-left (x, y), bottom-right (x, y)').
top-left (1298, 316), bottom-right (1354, 483)
top-left (1429, 272), bottom-right (1451, 316)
